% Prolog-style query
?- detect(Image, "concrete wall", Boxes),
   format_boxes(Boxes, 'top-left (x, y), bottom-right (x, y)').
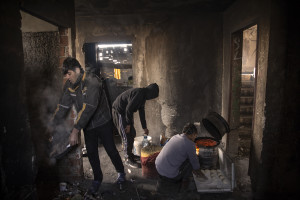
top-left (223, 0), bottom-right (271, 196)
top-left (0, 0), bottom-right (36, 194)
top-left (21, 11), bottom-right (58, 32)
top-left (143, 14), bottom-right (223, 141)
top-left (0, 0), bottom-right (77, 197)
top-left (75, 13), bottom-right (223, 143)
top-left (21, 0), bottom-right (76, 57)
top-left (224, 0), bottom-right (300, 198)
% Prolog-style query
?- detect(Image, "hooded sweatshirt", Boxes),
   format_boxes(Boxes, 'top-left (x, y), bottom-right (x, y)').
top-left (112, 83), bottom-right (159, 129)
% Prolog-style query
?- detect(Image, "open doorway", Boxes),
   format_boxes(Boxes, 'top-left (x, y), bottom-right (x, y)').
top-left (239, 25), bottom-right (257, 157)
top-left (228, 24), bottom-right (258, 192)
top-left (81, 42), bottom-right (134, 180)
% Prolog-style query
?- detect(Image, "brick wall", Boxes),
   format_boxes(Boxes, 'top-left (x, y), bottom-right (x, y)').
top-left (59, 28), bottom-right (69, 68)
top-left (57, 27), bottom-right (83, 182)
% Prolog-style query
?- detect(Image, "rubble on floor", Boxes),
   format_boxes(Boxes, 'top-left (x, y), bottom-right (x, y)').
top-left (45, 135), bottom-right (252, 200)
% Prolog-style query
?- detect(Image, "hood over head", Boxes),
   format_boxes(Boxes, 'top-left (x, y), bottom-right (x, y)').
top-left (145, 83), bottom-right (159, 100)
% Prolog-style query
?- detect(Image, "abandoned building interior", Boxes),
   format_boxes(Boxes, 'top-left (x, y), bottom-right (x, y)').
top-left (0, 0), bottom-right (299, 199)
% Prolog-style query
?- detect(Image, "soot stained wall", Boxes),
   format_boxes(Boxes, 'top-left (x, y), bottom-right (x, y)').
top-left (144, 14), bottom-right (223, 138)
top-left (0, 0), bottom-right (35, 191)
top-left (224, 0), bottom-right (300, 198)
top-left (76, 13), bottom-right (223, 143)
top-left (22, 32), bottom-right (61, 168)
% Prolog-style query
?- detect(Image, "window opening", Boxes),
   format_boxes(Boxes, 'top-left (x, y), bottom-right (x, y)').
top-left (96, 43), bottom-right (133, 87)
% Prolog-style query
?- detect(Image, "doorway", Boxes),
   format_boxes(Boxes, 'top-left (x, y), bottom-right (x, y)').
top-left (228, 24), bottom-right (258, 191)
top-left (239, 25), bottom-right (257, 157)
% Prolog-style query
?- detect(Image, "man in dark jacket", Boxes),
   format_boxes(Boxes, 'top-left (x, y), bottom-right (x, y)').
top-left (51, 57), bottom-right (125, 197)
top-left (112, 83), bottom-right (159, 168)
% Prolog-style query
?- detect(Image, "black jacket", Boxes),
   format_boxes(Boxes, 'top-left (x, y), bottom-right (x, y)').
top-left (53, 72), bottom-right (111, 130)
top-left (112, 83), bottom-right (159, 129)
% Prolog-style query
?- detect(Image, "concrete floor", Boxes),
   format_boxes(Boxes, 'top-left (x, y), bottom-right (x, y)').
top-left (42, 134), bottom-right (253, 200)
top-left (77, 135), bottom-right (253, 200)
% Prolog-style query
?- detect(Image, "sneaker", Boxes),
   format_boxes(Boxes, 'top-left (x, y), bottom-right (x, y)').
top-left (116, 172), bottom-right (126, 184)
top-left (132, 154), bottom-right (140, 161)
top-left (125, 158), bottom-right (140, 168)
top-left (86, 180), bottom-right (101, 196)
top-left (116, 172), bottom-right (127, 192)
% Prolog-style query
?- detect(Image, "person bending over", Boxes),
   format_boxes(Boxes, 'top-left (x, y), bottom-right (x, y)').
top-left (112, 83), bottom-right (159, 168)
top-left (51, 57), bottom-right (125, 197)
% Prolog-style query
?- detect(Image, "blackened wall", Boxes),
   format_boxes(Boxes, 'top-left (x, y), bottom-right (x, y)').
top-left (0, 0), bottom-right (76, 198)
top-left (75, 12), bottom-right (223, 143)
top-left (22, 31), bottom-right (61, 168)
top-left (143, 14), bottom-right (223, 138)
top-left (0, 0), bottom-right (36, 194)
top-left (223, 0), bottom-right (300, 198)
top-left (267, 1), bottom-right (300, 197)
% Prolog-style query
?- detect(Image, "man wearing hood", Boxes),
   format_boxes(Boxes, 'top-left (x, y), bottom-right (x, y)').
top-left (112, 83), bottom-right (159, 168)
top-left (51, 57), bottom-right (125, 197)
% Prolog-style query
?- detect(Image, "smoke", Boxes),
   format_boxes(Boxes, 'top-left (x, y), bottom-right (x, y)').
top-left (21, 31), bottom-right (75, 166)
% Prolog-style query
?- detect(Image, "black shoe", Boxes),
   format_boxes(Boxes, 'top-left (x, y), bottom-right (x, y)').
top-left (132, 154), bottom-right (140, 161)
top-left (125, 158), bottom-right (140, 168)
top-left (116, 172), bottom-right (127, 192)
top-left (116, 172), bottom-right (126, 184)
top-left (84, 180), bottom-right (101, 199)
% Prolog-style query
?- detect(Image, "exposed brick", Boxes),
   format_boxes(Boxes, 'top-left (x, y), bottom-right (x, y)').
top-left (59, 28), bottom-right (68, 36)
top-left (60, 35), bottom-right (68, 46)
top-left (59, 47), bottom-right (66, 57)
top-left (59, 57), bottom-right (65, 67)
top-left (65, 47), bottom-right (69, 57)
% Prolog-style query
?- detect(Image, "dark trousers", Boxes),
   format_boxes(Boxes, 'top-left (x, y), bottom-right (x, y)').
top-left (112, 108), bottom-right (136, 159)
top-left (84, 121), bottom-right (124, 182)
top-left (160, 159), bottom-right (193, 182)
top-left (157, 159), bottom-right (193, 194)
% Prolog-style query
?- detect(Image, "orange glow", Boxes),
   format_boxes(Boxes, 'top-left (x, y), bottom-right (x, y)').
top-left (196, 139), bottom-right (218, 147)
top-left (114, 68), bottom-right (121, 79)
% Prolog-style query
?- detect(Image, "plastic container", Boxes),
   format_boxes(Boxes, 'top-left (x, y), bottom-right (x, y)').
top-left (133, 136), bottom-right (152, 156)
top-left (59, 182), bottom-right (67, 192)
top-left (140, 145), bottom-right (162, 178)
top-left (142, 135), bottom-right (150, 148)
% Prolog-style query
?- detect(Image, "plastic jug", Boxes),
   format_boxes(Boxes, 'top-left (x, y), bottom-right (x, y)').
top-left (142, 135), bottom-right (149, 148)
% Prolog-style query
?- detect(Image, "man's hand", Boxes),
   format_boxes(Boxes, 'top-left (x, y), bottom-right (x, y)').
top-left (69, 128), bottom-right (80, 146)
top-left (125, 125), bottom-right (131, 134)
top-left (143, 128), bottom-right (149, 135)
top-left (193, 169), bottom-right (207, 180)
top-left (46, 126), bottom-right (55, 142)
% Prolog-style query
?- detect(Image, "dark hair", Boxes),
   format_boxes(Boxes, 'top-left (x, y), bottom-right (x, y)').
top-left (182, 123), bottom-right (197, 135)
top-left (62, 57), bottom-right (83, 75)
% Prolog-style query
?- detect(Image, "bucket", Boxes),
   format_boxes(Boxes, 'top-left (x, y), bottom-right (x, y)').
top-left (202, 112), bottom-right (230, 141)
top-left (140, 145), bottom-right (162, 178)
top-left (195, 137), bottom-right (220, 169)
top-left (133, 136), bottom-right (152, 156)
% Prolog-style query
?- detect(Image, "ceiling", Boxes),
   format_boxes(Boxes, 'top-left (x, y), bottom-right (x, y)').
top-left (75, 0), bottom-right (236, 16)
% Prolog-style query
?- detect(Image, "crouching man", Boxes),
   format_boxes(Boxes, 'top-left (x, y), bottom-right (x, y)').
top-left (155, 123), bottom-right (207, 193)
